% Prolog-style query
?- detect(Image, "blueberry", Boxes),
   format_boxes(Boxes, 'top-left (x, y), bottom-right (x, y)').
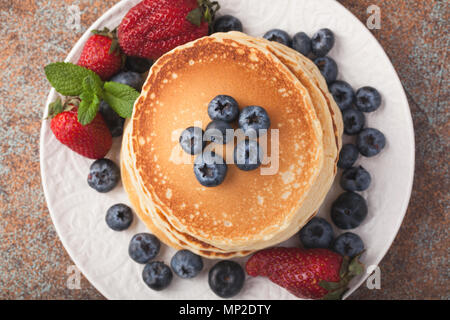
top-left (105, 204), bottom-right (133, 231)
top-left (128, 233), bottom-right (161, 264)
top-left (337, 144), bottom-right (359, 169)
top-left (332, 232), bottom-right (365, 258)
top-left (311, 28), bottom-right (335, 57)
top-left (125, 56), bottom-right (153, 73)
top-left (356, 128), bottom-right (386, 157)
top-left (208, 261), bottom-right (245, 298)
top-left (170, 250), bottom-right (204, 279)
top-left (355, 87), bottom-right (382, 113)
top-left (331, 192), bottom-right (368, 230)
top-left (238, 106), bottom-right (271, 137)
top-left (99, 101), bottom-right (125, 137)
top-left (292, 32), bottom-right (312, 56)
top-left (299, 217), bottom-right (334, 249)
top-left (179, 127), bottom-right (206, 155)
top-left (343, 108), bottom-right (365, 135)
top-left (110, 71), bottom-right (144, 91)
top-left (263, 29), bottom-right (292, 47)
top-left (205, 120), bottom-right (233, 144)
top-left (314, 56), bottom-right (338, 84)
top-left (208, 95), bottom-right (240, 122)
top-left (212, 15), bottom-right (243, 33)
top-left (329, 81), bottom-right (355, 111)
top-left (87, 159), bottom-right (120, 193)
top-left (142, 261), bottom-right (173, 291)
top-left (234, 140), bottom-right (262, 171)
top-left (193, 152), bottom-right (227, 187)
top-left (340, 166), bottom-right (371, 192)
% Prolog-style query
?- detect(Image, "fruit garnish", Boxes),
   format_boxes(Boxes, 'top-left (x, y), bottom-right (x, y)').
top-left (246, 247), bottom-right (364, 300)
top-left (118, 0), bottom-right (220, 60)
top-left (44, 62), bottom-right (139, 125)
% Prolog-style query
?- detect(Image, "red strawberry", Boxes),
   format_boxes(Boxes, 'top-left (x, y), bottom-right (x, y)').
top-left (78, 29), bottom-right (122, 81)
top-left (50, 106), bottom-right (112, 159)
top-left (246, 247), bottom-right (364, 300)
top-left (118, 0), bottom-right (220, 60)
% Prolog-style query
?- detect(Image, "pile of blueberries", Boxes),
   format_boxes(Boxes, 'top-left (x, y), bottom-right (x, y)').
top-left (179, 95), bottom-right (271, 187)
top-left (214, 16), bottom-right (387, 257)
top-left (86, 158), bottom-right (246, 297)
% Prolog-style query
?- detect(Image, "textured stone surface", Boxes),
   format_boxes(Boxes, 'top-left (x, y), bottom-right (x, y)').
top-left (0, 0), bottom-right (447, 300)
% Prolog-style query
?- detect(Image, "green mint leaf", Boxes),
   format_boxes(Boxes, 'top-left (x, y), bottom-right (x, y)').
top-left (78, 91), bottom-right (100, 125)
top-left (103, 81), bottom-right (139, 118)
top-left (44, 62), bottom-right (103, 96)
top-left (46, 98), bottom-right (64, 119)
top-left (82, 74), bottom-right (103, 99)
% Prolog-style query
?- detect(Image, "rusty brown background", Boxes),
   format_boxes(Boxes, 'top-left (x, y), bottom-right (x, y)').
top-left (0, 0), bottom-right (448, 299)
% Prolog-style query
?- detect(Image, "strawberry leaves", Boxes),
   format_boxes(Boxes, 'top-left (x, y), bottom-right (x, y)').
top-left (44, 62), bottom-right (139, 125)
top-left (187, 0), bottom-right (220, 26)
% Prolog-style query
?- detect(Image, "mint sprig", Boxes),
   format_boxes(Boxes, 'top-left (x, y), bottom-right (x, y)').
top-left (44, 62), bottom-right (139, 125)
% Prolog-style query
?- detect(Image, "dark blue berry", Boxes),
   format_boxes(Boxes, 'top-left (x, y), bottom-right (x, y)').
top-left (337, 144), bottom-right (359, 169)
top-left (193, 152), bottom-right (227, 187)
top-left (292, 32), bottom-right (312, 56)
top-left (355, 87), bottom-right (382, 113)
top-left (142, 261), bottom-right (173, 291)
top-left (205, 120), bottom-right (233, 144)
top-left (330, 80), bottom-right (355, 111)
top-left (208, 260), bottom-right (245, 298)
top-left (125, 56), bottom-right (153, 74)
top-left (212, 15), bottom-right (243, 33)
top-left (331, 192), bottom-right (368, 230)
top-left (263, 29), bottom-right (292, 47)
top-left (208, 95), bottom-right (240, 122)
top-left (332, 232), bottom-right (365, 258)
top-left (170, 250), bottom-right (204, 279)
top-left (343, 108), bottom-right (365, 135)
top-left (238, 106), bottom-right (271, 137)
top-left (105, 204), bottom-right (133, 231)
top-left (234, 140), bottom-right (262, 171)
top-left (110, 71), bottom-right (144, 91)
top-left (299, 217), bottom-right (334, 249)
top-left (87, 159), bottom-right (120, 193)
top-left (314, 56), bottom-right (338, 84)
top-left (128, 233), bottom-right (161, 264)
top-left (179, 127), bottom-right (206, 155)
top-left (99, 100), bottom-right (125, 137)
top-left (340, 166), bottom-right (371, 192)
top-left (356, 128), bottom-right (386, 157)
top-left (311, 28), bottom-right (335, 57)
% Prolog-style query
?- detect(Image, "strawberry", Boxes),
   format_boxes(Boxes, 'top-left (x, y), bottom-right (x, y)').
top-left (246, 247), bottom-right (364, 300)
top-left (49, 101), bottom-right (112, 159)
top-left (118, 0), bottom-right (220, 60)
top-left (78, 28), bottom-right (122, 81)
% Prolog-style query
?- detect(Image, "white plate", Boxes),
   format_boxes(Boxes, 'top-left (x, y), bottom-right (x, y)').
top-left (40, 0), bottom-right (415, 300)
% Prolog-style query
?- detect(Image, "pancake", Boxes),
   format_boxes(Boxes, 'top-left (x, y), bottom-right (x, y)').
top-left (123, 34), bottom-right (325, 254)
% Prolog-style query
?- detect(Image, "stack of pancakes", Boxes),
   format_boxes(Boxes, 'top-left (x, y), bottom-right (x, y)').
top-left (121, 32), bottom-right (343, 258)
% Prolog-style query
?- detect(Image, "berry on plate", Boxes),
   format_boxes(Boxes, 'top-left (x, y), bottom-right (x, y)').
top-left (171, 250), bottom-right (204, 279)
top-left (337, 144), bottom-right (359, 169)
top-left (193, 152), bottom-right (228, 187)
top-left (355, 86), bottom-right (382, 113)
top-left (329, 80), bottom-right (355, 111)
top-left (311, 28), bottom-right (335, 57)
top-left (129, 233), bottom-right (161, 264)
top-left (99, 100), bottom-right (125, 138)
top-left (342, 108), bottom-right (366, 136)
top-left (77, 28), bottom-right (122, 81)
top-left (314, 56), bottom-right (338, 84)
top-left (238, 105), bottom-right (271, 137)
top-left (105, 204), bottom-right (133, 231)
top-left (212, 15), bottom-right (243, 33)
top-left (332, 232), bottom-right (365, 258)
top-left (205, 120), bottom-right (233, 144)
top-left (110, 71), bottom-right (144, 92)
top-left (125, 56), bottom-right (153, 73)
top-left (118, 0), bottom-right (220, 60)
top-left (299, 217), bottom-right (334, 249)
top-left (142, 261), bottom-right (173, 291)
top-left (87, 158), bottom-right (120, 193)
top-left (209, 260), bottom-right (245, 298)
top-left (357, 128), bottom-right (386, 157)
top-left (331, 192), bottom-right (368, 230)
top-left (246, 247), bottom-right (364, 300)
top-left (263, 29), bottom-right (292, 47)
top-left (340, 166), bottom-right (371, 192)
top-left (292, 32), bottom-right (312, 56)
top-left (234, 139), bottom-right (263, 171)
top-left (179, 127), bottom-right (206, 155)
top-left (208, 95), bottom-right (240, 122)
